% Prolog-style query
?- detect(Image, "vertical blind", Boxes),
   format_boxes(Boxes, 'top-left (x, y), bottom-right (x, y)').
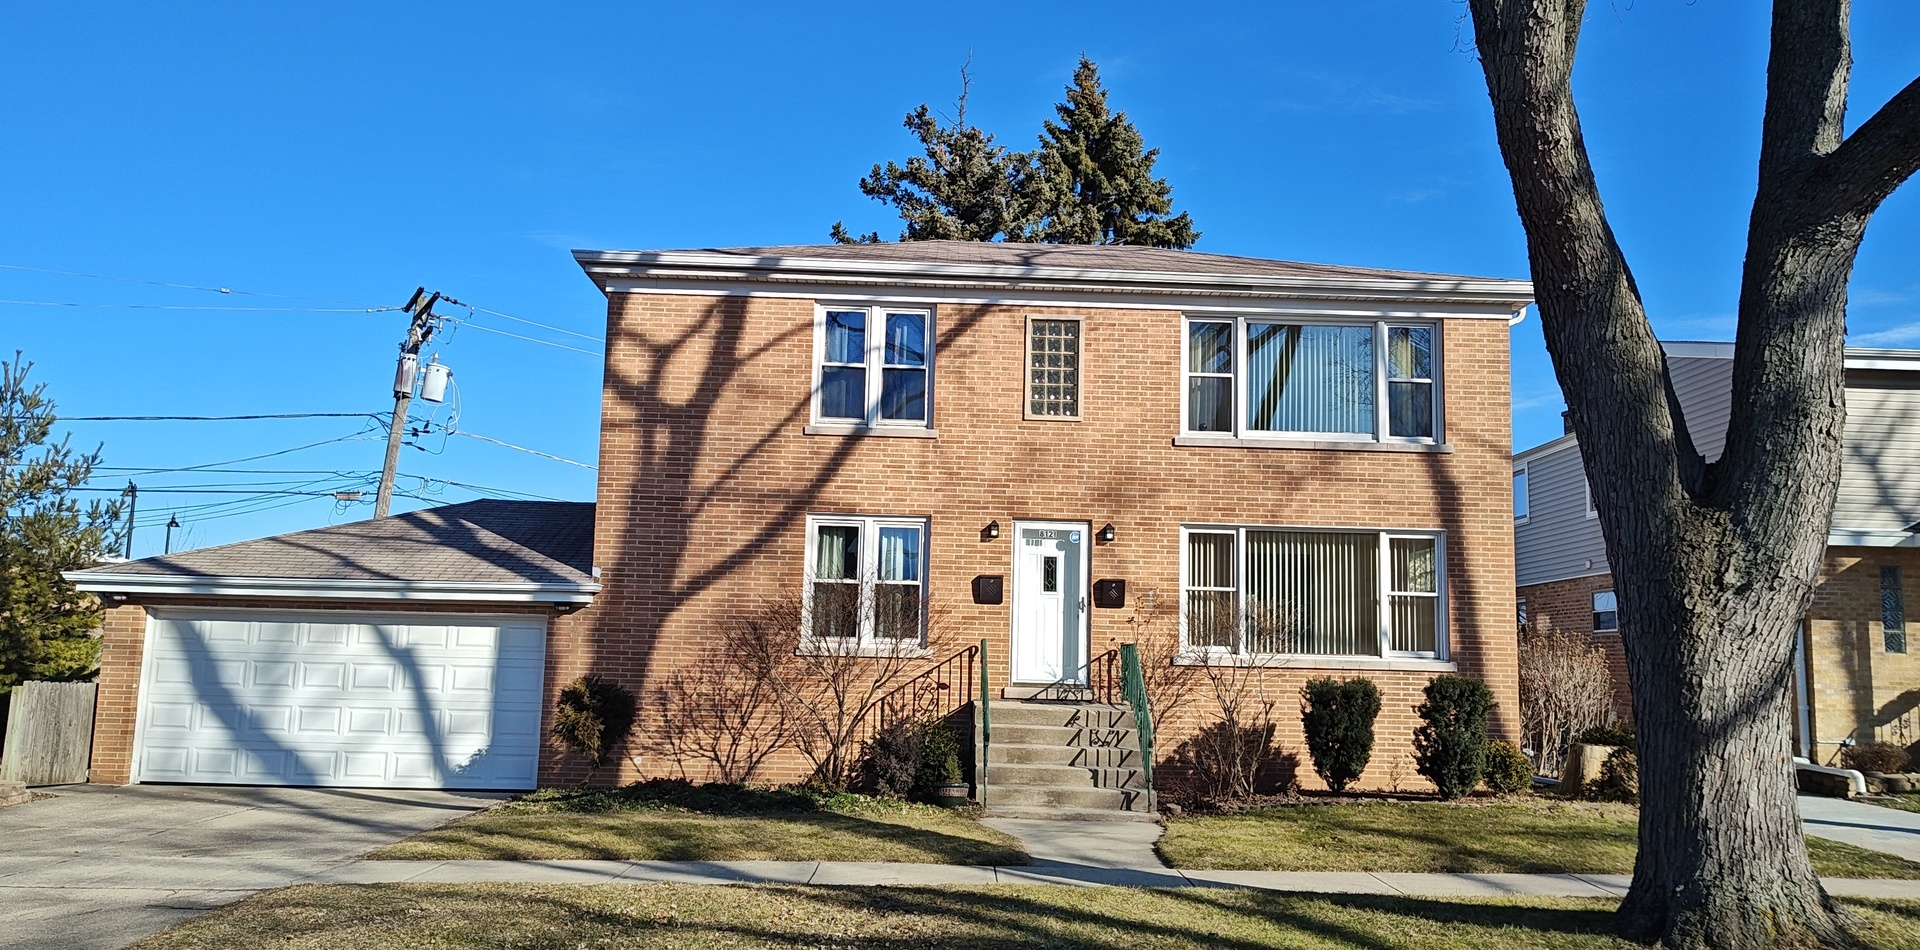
top-left (1246, 324), bottom-right (1375, 435)
top-left (1186, 529), bottom-right (1441, 657)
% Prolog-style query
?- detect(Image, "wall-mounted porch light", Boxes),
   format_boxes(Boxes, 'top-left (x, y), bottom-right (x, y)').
top-left (982, 520), bottom-right (1000, 541)
top-left (1097, 523), bottom-right (1116, 544)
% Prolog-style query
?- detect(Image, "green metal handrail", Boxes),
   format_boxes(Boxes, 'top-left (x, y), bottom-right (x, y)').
top-left (1118, 642), bottom-right (1155, 795)
top-left (978, 637), bottom-right (990, 803)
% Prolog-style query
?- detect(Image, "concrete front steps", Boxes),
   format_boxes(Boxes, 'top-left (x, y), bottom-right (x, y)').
top-left (984, 699), bottom-right (1155, 821)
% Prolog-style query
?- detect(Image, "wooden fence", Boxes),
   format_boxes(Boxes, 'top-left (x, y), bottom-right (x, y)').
top-left (0, 681), bottom-right (96, 785)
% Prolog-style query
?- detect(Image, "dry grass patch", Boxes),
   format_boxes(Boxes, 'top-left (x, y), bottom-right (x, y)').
top-left (1157, 798), bottom-right (1920, 879)
top-left (371, 781), bottom-right (1025, 865)
top-left (129, 884), bottom-right (1920, 950)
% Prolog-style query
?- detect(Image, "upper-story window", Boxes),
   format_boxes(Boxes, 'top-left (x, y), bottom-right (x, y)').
top-left (1514, 466), bottom-right (1530, 523)
top-left (1027, 317), bottom-right (1082, 419)
top-left (1183, 317), bottom-right (1438, 442)
top-left (815, 305), bottom-right (931, 429)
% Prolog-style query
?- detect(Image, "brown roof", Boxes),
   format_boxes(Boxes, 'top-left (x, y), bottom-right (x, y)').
top-left (82, 500), bottom-right (594, 587)
top-left (630, 241), bottom-right (1505, 283)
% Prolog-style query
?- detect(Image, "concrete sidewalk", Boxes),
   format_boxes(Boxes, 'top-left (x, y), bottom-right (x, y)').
top-left (1800, 794), bottom-right (1920, 863)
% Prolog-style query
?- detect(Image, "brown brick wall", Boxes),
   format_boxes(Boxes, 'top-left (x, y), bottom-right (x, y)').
top-left (86, 596), bottom-right (561, 785)
top-left (556, 291), bottom-right (1520, 789)
top-left (1517, 572), bottom-right (1629, 719)
top-left (1806, 547), bottom-right (1920, 764)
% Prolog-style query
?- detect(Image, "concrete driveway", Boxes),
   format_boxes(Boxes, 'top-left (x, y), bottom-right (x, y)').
top-left (0, 783), bottom-right (503, 950)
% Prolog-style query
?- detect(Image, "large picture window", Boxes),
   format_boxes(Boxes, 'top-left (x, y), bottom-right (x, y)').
top-left (815, 305), bottom-right (931, 428)
top-left (805, 515), bottom-right (927, 645)
top-left (1183, 318), bottom-right (1438, 443)
top-left (1181, 526), bottom-right (1444, 659)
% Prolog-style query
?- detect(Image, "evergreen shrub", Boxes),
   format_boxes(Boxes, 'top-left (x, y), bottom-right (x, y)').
top-left (1484, 740), bottom-right (1534, 794)
top-left (1300, 676), bottom-right (1382, 793)
top-left (552, 675), bottom-right (637, 769)
top-left (1413, 675), bottom-right (1495, 800)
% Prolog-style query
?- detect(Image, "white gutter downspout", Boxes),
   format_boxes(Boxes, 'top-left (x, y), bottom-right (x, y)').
top-left (1508, 304), bottom-right (1529, 327)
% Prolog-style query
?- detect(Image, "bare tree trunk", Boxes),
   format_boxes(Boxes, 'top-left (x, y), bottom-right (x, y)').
top-left (1465, 1), bottom-right (1920, 946)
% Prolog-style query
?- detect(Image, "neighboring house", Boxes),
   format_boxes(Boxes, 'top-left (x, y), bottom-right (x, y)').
top-left (1515, 341), bottom-right (1920, 762)
top-left (73, 241), bottom-right (1533, 803)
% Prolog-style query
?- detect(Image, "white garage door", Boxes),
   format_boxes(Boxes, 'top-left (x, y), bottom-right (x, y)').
top-left (136, 611), bottom-right (545, 790)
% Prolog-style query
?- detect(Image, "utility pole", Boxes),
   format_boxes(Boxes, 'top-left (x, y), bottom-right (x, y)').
top-left (375, 288), bottom-right (444, 518)
top-left (121, 482), bottom-right (137, 558)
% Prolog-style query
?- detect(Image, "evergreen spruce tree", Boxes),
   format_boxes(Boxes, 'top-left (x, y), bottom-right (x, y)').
top-left (0, 355), bottom-right (122, 694)
top-left (831, 66), bottom-right (1031, 244)
top-left (1026, 57), bottom-right (1198, 248)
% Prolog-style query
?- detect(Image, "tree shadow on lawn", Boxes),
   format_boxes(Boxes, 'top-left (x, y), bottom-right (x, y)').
top-left (370, 780), bottom-right (1026, 865)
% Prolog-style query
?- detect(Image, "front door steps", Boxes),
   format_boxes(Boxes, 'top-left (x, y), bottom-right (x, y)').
top-left (984, 700), bottom-right (1155, 821)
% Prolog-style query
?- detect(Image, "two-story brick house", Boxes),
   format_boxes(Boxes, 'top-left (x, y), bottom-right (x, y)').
top-left (1516, 341), bottom-right (1920, 765)
top-left (70, 241), bottom-right (1532, 808)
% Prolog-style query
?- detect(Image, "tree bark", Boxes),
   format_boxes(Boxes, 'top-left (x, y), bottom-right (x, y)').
top-left (1465, 1), bottom-right (1920, 946)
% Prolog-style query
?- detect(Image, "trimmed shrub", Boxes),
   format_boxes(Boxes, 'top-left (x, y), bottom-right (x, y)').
top-left (1841, 741), bottom-right (1913, 774)
top-left (552, 675), bottom-right (637, 769)
top-left (915, 720), bottom-right (965, 794)
top-left (857, 719), bottom-right (926, 799)
top-left (1591, 747), bottom-right (1640, 803)
top-left (1575, 724), bottom-right (1636, 750)
top-left (1413, 675), bottom-right (1495, 800)
top-left (1300, 676), bottom-right (1382, 793)
top-left (1484, 741), bottom-right (1534, 794)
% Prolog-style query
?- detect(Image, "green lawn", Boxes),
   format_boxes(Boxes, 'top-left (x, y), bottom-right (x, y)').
top-left (371, 781), bottom-right (1027, 865)
top-left (1156, 799), bottom-right (1920, 879)
top-left (1865, 794), bottom-right (1920, 815)
top-left (129, 884), bottom-right (1920, 950)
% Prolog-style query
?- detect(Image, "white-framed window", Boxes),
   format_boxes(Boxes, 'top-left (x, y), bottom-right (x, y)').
top-left (1026, 316), bottom-right (1082, 419)
top-left (1180, 525), bottom-right (1445, 659)
top-left (804, 514), bottom-right (928, 645)
top-left (1182, 317), bottom-right (1439, 443)
top-left (1513, 465), bottom-right (1530, 524)
top-left (1592, 589), bottom-right (1618, 633)
top-left (1585, 478), bottom-right (1598, 519)
top-left (814, 305), bottom-right (932, 428)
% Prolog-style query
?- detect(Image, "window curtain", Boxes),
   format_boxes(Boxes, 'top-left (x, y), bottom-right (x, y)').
top-left (811, 525), bottom-right (860, 639)
top-left (1187, 323), bottom-right (1233, 432)
top-left (880, 312), bottom-right (926, 421)
top-left (1243, 531), bottom-right (1377, 655)
top-left (1246, 324), bottom-right (1374, 435)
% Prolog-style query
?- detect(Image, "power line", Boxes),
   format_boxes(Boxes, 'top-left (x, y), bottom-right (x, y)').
top-left (0, 299), bottom-right (398, 313)
top-left (0, 262), bottom-right (374, 305)
top-left (59, 412), bottom-right (373, 422)
top-left (473, 306), bottom-right (604, 343)
top-left (455, 319), bottom-right (604, 357)
top-left (445, 429), bottom-right (597, 470)
top-left (110, 429), bottom-right (385, 476)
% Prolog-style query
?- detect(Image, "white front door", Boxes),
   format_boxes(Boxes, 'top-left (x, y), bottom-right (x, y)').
top-left (1010, 521), bottom-right (1088, 684)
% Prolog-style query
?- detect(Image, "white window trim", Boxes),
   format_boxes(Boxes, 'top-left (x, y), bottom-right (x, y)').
top-left (802, 514), bottom-right (931, 650)
top-left (1180, 316), bottom-right (1442, 445)
top-left (1514, 463), bottom-right (1530, 525)
top-left (1023, 315), bottom-right (1085, 421)
top-left (810, 304), bottom-right (935, 432)
top-left (1177, 523), bottom-right (1447, 661)
top-left (1592, 589), bottom-right (1618, 634)
top-left (1585, 478), bottom-right (1598, 519)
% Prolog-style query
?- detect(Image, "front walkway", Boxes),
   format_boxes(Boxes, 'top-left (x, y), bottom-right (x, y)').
top-left (1800, 794), bottom-right (1920, 863)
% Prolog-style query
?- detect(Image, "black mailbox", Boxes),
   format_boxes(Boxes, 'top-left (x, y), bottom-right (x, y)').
top-left (1093, 578), bottom-right (1127, 608)
top-left (972, 574), bottom-right (1005, 605)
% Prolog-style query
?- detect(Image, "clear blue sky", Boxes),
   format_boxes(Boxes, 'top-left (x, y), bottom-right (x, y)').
top-left (6, 2), bottom-right (1918, 557)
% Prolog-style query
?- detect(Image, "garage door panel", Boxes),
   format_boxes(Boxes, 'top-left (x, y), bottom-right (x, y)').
top-left (138, 613), bottom-right (545, 790)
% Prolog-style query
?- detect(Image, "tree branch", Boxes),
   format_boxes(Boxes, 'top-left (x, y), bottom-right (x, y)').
top-left (1818, 75), bottom-right (1920, 218)
top-left (1758, 0), bottom-right (1851, 183)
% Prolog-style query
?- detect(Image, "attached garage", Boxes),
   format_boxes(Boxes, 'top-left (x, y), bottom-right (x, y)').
top-left (69, 500), bottom-right (598, 791)
top-left (137, 610), bottom-right (546, 789)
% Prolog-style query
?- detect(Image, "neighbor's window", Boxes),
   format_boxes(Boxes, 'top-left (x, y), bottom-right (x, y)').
top-left (1882, 566), bottom-right (1906, 654)
top-left (1183, 318), bottom-right (1438, 442)
top-left (1517, 598), bottom-right (1529, 632)
top-left (1514, 466), bottom-right (1530, 523)
top-left (1593, 590), bottom-right (1618, 633)
top-left (1027, 318), bottom-right (1082, 418)
top-left (805, 515), bottom-right (927, 645)
top-left (1180, 526), bottom-right (1444, 658)
top-left (815, 305), bottom-right (931, 428)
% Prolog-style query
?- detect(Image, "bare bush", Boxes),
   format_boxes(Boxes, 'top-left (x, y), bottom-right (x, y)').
top-left (1164, 604), bottom-right (1294, 805)
top-left (1519, 619), bottom-right (1615, 778)
top-left (1104, 586), bottom-right (1202, 739)
top-left (652, 628), bottom-right (788, 784)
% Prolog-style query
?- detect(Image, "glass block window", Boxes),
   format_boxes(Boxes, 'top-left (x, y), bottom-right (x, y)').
top-left (1882, 566), bottom-right (1906, 654)
top-left (1028, 319), bottom-right (1081, 417)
